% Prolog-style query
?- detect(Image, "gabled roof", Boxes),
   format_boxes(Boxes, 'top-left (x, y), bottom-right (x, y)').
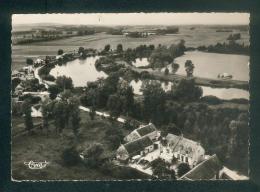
top-left (180, 154), bottom-right (223, 180)
top-left (124, 136), bottom-right (153, 155)
top-left (32, 104), bottom-right (42, 110)
top-left (166, 134), bottom-right (204, 157)
top-left (136, 123), bottom-right (156, 137)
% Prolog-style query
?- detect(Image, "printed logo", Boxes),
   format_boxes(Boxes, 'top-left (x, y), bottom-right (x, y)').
top-left (24, 160), bottom-right (49, 169)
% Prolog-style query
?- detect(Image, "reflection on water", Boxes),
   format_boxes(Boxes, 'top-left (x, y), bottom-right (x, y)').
top-left (49, 55), bottom-right (249, 100)
top-left (201, 86), bottom-right (249, 100)
top-left (132, 58), bottom-right (149, 67)
top-left (50, 56), bottom-right (107, 87)
top-left (174, 51), bottom-right (249, 81)
top-left (130, 79), bottom-right (249, 100)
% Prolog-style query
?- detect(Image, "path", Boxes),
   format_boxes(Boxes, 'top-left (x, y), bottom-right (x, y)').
top-left (79, 106), bottom-right (126, 123)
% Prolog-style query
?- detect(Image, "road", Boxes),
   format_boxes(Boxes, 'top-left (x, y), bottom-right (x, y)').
top-left (79, 106), bottom-right (126, 123)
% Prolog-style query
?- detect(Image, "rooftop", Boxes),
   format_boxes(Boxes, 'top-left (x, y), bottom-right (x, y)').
top-left (124, 136), bottom-right (153, 155)
top-left (180, 154), bottom-right (223, 180)
top-left (166, 134), bottom-right (204, 157)
top-left (136, 123), bottom-right (156, 137)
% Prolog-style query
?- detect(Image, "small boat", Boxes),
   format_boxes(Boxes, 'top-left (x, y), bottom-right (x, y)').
top-left (218, 73), bottom-right (233, 80)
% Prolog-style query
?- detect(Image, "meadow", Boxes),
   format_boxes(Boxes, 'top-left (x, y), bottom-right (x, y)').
top-left (12, 25), bottom-right (249, 70)
top-left (12, 110), bottom-right (137, 180)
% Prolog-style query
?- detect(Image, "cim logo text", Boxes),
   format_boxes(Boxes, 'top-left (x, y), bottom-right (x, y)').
top-left (24, 160), bottom-right (49, 169)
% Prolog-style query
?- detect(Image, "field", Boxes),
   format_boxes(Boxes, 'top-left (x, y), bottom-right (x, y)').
top-left (11, 110), bottom-right (137, 180)
top-left (12, 25), bottom-right (249, 70)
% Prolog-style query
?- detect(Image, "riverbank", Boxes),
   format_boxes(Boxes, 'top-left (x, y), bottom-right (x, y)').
top-left (130, 65), bottom-right (249, 90)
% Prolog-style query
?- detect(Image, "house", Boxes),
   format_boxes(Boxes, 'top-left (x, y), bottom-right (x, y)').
top-left (179, 154), bottom-right (223, 180)
top-left (124, 123), bottom-right (160, 143)
top-left (14, 84), bottom-right (24, 96)
top-left (22, 66), bottom-right (33, 74)
top-left (22, 91), bottom-right (50, 101)
top-left (31, 104), bottom-right (42, 117)
top-left (12, 70), bottom-right (26, 79)
top-left (117, 136), bottom-right (155, 161)
top-left (34, 58), bottom-right (44, 66)
top-left (165, 134), bottom-right (205, 168)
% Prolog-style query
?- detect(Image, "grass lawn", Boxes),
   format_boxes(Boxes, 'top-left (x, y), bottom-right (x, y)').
top-left (11, 110), bottom-right (136, 180)
top-left (12, 116), bottom-right (43, 136)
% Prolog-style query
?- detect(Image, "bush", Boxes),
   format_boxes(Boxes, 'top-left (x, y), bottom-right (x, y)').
top-left (200, 95), bottom-right (222, 105)
top-left (140, 71), bottom-right (151, 79)
top-left (26, 58), bottom-right (33, 65)
top-left (227, 98), bottom-right (249, 104)
top-left (61, 147), bottom-right (80, 166)
top-left (58, 49), bottom-right (64, 55)
top-left (177, 163), bottom-right (190, 177)
top-left (42, 74), bottom-right (56, 82)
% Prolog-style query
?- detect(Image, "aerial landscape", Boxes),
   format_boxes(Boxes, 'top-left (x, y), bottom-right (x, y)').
top-left (11, 13), bottom-right (249, 180)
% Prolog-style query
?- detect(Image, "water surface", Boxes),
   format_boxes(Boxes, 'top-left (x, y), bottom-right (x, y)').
top-left (50, 56), bottom-right (107, 87)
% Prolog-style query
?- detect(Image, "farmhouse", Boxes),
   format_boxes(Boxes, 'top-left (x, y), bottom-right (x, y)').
top-left (179, 154), bottom-right (223, 180)
top-left (31, 104), bottom-right (43, 118)
top-left (124, 123), bottom-right (160, 143)
top-left (117, 136), bottom-right (155, 161)
top-left (165, 134), bottom-right (205, 168)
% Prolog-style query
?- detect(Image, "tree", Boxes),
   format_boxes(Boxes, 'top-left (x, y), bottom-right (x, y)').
top-left (104, 44), bottom-right (111, 52)
top-left (177, 163), bottom-right (191, 177)
top-left (53, 101), bottom-right (66, 134)
top-left (151, 158), bottom-right (175, 179)
top-left (22, 99), bottom-right (33, 134)
top-left (61, 147), bottom-right (80, 166)
top-left (71, 109), bottom-right (81, 135)
top-left (117, 44), bottom-right (123, 52)
top-left (41, 99), bottom-right (51, 136)
top-left (89, 106), bottom-right (96, 120)
top-left (26, 58), bottom-right (33, 65)
top-left (161, 123), bottom-right (181, 137)
top-left (173, 79), bottom-right (203, 102)
top-left (56, 75), bottom-right (74, 90)
top-left (142, 81), bottom-right (165, 124)
top-left (83, 143), bottom-right (105, 168)
top-left (171, 63), bottom-right (179, 74)
top-left (69, 97), bottom-right (81, 135)
top-left (58, 49), bottom-right (64, 55)
top-left (78, 47), bottom-right (85, 54)
top-left (184, 60), bottom-right (194, 77)
top-left (48, 84), bottom-right (61, 100)
top-left (107, 94), bottom-right (122, 119)
top-left (164, 68), bottom-right (169, 75)
top-left (106, 126), bottom-right (124, 149)
top-left (22, 78), bottom-right (40, 92)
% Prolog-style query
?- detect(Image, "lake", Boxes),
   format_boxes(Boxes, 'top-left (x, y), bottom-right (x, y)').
top-left (49, 54), bottom-right (249, 100)
top-left (130, 80), bottom-right (249, 100)
top-left (163, 51), bottom-right (249, 81)
top-left (50, 56), bottom-right (107, 87)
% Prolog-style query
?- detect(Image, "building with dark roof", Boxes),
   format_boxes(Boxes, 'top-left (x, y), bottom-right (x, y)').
top-left (124, 123), bottom-right (159, 143)
top-left (117, 136), bottom-right (154, 161)
top-left (179, 154), bottom-right (223, 180)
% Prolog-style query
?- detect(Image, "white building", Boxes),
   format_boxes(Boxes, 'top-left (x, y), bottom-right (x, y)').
top-left (31, 104), bottom-right (42, 117)
top-left (165, 134), bottom-right (205, 168)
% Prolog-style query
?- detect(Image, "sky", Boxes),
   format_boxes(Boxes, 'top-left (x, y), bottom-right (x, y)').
top-left (12, 13), bottom-right (250, 26)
